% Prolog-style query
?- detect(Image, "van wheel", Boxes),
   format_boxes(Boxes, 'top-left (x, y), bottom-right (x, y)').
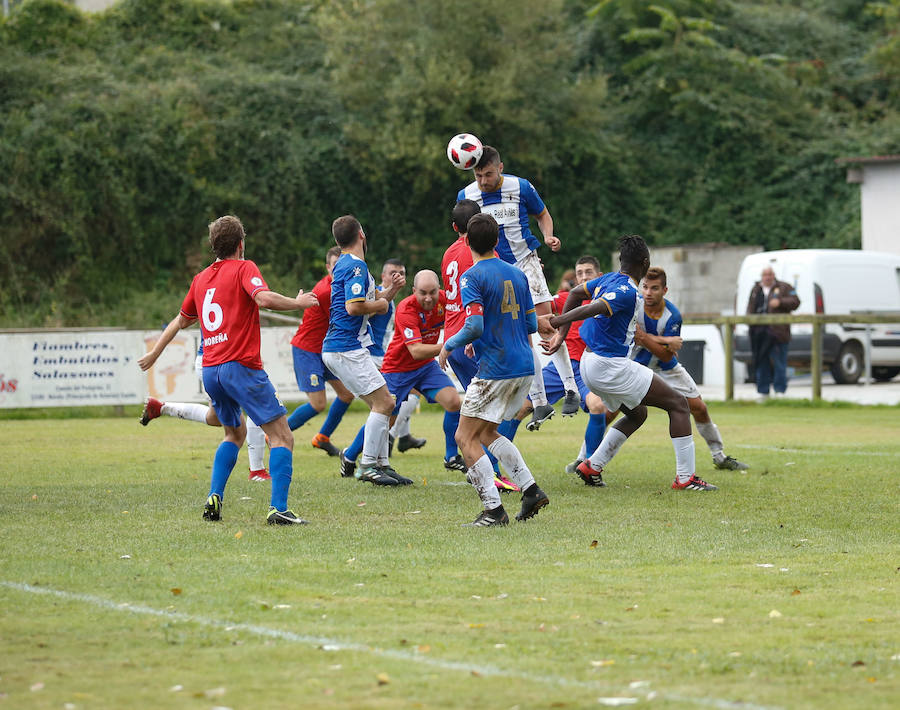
top-left (872, 366), bottom-right (900, 382)
top-left (831, 342), bottom-right (863, 384)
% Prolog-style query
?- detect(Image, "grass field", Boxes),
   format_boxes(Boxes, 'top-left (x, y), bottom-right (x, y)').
top-left (1, 401), bottom-right (898, 709)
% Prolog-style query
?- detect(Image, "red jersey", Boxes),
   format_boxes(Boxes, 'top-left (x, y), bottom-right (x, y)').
top-left (181, 259), bottom-right (268, 369)
top-left (441, 236), bottom-right (474, 340)
top-left (291, 274), bottom-right (332, 353)
top-left (381, 292), bottom-right (447, 373)
top-left (554, 290), bottom-right (589, 362)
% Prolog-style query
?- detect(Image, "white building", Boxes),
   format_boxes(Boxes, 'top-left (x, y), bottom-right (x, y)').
top-left (838, 155), bottom-right (900, 256)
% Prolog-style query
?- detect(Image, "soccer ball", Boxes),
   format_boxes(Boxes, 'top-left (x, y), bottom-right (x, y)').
top-left (446, 133), bottom-right (483, 170)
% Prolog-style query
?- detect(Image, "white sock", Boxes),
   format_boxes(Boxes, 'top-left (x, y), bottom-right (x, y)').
top-left (246, 417), bottom-right (266, 471)
top-left (696, 421), bottom-right (725, 461)
top-left (588, 428), bottom-right (628, 470)
top-left (361, 411), bottom-right (390, 466)
top-left (672, 434), bottom-right (695, 483)
top-left (161, 402), bottom-right (208, 423)
top-left (487, 436), bottom-right (536, 491)
top-left (551, 346), bottom-right (578, 393)
top-left (468, 454), bottom-right (502, 510)
top-left (390, 394), bottom-right (419, 439)
top-left (577, 440), bottom-right (587, 460)
top-left (529, 345), bottom-right (548, 407)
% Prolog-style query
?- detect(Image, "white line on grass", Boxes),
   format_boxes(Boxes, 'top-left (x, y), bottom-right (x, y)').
top-left (737, 444), bottom-right (897, 457)
top-left (1, 580), bottom-right (781, 710)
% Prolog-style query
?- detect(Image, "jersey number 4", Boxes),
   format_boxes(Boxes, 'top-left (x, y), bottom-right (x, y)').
top-left (501, 280), bottom-right (519, 319)
top-left (202, 288), bottom-right (224, 332)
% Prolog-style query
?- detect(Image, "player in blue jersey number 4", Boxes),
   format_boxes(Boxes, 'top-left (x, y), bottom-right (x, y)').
top-left (438, 214), bottom-right (550, 526)
top-left (543, 235), bottom-right (718, 492)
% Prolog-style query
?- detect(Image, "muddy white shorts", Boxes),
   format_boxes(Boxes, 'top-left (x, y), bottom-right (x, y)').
top-left (655, 363), bottom-right (701, 399)
top-left (461, 374), bottom-right (533, 424)
top-left (580, 351), bottom-right (653, 413)
top-left (514, 251), bottom-right (553, 305)
top-left (322, 348), bottom-right (386, 398)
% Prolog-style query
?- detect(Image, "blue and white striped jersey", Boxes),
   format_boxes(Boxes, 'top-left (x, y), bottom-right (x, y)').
top-left (322, 252), bottom-right (375, 353)
top-left (458, 175), bottom-right (545, 263)
top-left (633, 298), bottom-right (681, 371)
top-left (367, 286), bottom-right (395, 358)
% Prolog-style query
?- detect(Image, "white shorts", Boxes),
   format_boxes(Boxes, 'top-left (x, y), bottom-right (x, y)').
top-left (515, 251), bottom-right (553, 305)
top-left (461, 375), bottom-right (533, 424)
top-left (322, 349), bottom-right (386, 398)
top-left (580, 351), bottom-right (653, 413)
top-left (655, 363), bottom-right (700, 399)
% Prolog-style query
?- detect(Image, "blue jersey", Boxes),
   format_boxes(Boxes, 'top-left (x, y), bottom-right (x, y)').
top-left (460, 257), bottom-right (535, 379)
top-left (578, 272), bottom-right (643, 358)
top-left (459, 175), bottom-right (545, 264)
top-left (367, 286), bottom-right (394, 358)
top-left (322, 253), bottom-right (376, 353)
top-left (633, 298), bottom-right (681, 371)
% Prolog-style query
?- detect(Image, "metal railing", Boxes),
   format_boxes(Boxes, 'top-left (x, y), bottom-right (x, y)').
top-left (682, 313), bottom-right (900, 401)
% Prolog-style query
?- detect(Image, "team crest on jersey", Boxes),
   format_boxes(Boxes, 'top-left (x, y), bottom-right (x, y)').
top-left (404, 327), bottom-right (414, 339)
top-left (251, 277), bottom-right (263, 287)
top-left (603, 291), bottom-right (617, 300)
top-left (310, 374), bottom-right (319, 386)
top-left (351, 283), bottom-right (363, 295)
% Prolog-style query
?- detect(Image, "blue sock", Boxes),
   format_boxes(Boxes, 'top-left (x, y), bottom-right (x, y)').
top-left (287, 402), bottom-right (318, 431)
top-left (497, 418), bottom-right (521, 443)
top-left (269, 446), bottom-right (292, 511)
top-left (344, 424), bottom-right (365, 462)
top-left (585, 413), bottom-right (606, 456)
top-left (208, 440), bottom-right (239, 499)
top-left (320, 397), bottom-right (350, 437)
top-left (443, 410), bottom-right (460, 460)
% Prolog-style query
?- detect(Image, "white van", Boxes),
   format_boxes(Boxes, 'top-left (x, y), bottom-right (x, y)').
top-left (734, 249), bottom-right (900, 383)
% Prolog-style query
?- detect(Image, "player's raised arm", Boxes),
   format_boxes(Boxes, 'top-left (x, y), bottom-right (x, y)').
top-left (535, 208), bottom-right (559, 252)
top-left (138, 313), bottom-right (198, 371)
top-left (254, 289), bottom-right (318, 312)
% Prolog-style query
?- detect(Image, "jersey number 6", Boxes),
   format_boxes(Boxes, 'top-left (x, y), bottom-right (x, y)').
top-left (202, 288), bottom-right (224, 332)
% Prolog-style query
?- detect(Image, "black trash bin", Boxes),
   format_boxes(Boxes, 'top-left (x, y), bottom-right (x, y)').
top-left (678, 340), bottom-right (705, 385)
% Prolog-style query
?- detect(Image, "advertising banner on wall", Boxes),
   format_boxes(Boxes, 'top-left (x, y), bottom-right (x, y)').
top-left (0, 327), bottom-right (304, 409)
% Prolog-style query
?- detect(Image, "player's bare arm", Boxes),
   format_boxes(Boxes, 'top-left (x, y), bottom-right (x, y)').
top-left (254, 289), bottom-right (318, 311)
top-left (138, 313), bottom-right (197, 371)
top-left (635, 330), bottom-right (676, 363)
top-left (406, 342), bottom-right (442, 361)
top-left (377, 271), bottom-right (407, 301)
top-left (346, 298), bottom-right (389, 316)
top-left (535, 209), bottom-right (560, 252)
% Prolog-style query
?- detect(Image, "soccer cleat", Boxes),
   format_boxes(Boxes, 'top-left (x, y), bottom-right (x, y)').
top-left (202, 493), bottom-right (222, 521)
top-left (575, 459), bottom-right (606, 487)
top-left (493, 474), bottom-right (520, 493)
top-left (444, 454), bottom-right (467, 472)
top-left (311, 433), bottom-right (340, 457)
top-left (526, 404), bottom-right (555, 431)
top-left (266, 507), bottom-right (308, 525)
top-left (561, 390), bottom-right (581, 416)
top-left (379, 464), bottom-right (413, 485)
top-left (248, 468), bottom-right (271, 482)
top-left (140, 397), bottom-right (163, 426)
top-left (463, 506), bottom-right (510, 527)
top-left (565, 458), bottom-right (584, 475)
top-left (672, 474), bottom-right (718, 491)
top-left (715, 455), bottom-right (749, 471)
top-left (356, 464), bottom-right (400, 486)
top-left (339, 449), bottom-right (357, 478)
top-left (515, 485), bottom-right (549, 521)
top-left (397, 434), bottom-right (427, 453)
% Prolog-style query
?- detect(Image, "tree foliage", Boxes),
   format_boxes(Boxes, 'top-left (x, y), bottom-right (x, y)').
top-left (0, 0), bottom-right (896, 326)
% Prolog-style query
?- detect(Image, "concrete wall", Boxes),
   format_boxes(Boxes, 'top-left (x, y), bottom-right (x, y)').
top-left (610, 243), bottom-right (763, 315)
top-left (859, 162), bottom-right (900, 255)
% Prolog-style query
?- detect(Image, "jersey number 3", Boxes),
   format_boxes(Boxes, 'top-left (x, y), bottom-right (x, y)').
top-left (501, 280), bottom-right (519, 319)
top-left (202, 288), bottom-right (224, 332)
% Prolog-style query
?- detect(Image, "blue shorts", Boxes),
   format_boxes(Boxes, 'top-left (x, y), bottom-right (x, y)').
top-left (448, 346), bottom-right (479, 391)
top-left (384, 361), bottom-right (455, 415)
top-left (292, 346), bottom-right (338, 393)
top-left (539, 360), bottom-right (589, 412)
top-left (203, 361), bottom-right (287, 428)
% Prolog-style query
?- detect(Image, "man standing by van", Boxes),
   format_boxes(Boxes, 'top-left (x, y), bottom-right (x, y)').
top-left (747, 266), bottom-right (800, 401)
